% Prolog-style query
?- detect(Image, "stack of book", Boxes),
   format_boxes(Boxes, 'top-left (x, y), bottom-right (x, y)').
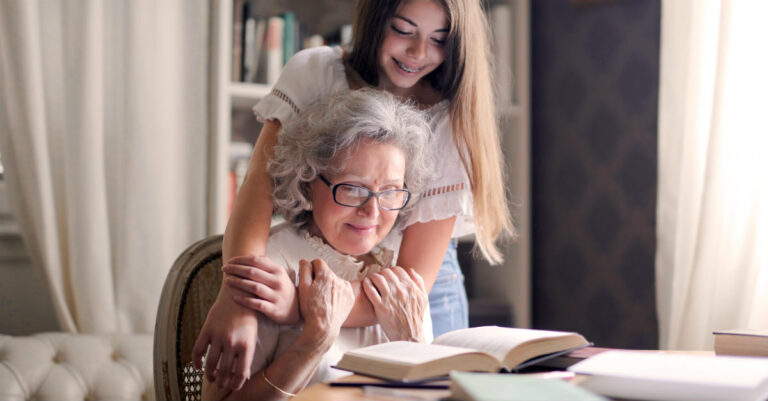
top-left (232, 0), bottom-right (352, 85)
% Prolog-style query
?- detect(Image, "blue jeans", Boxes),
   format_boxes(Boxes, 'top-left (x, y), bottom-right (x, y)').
top-left (428, 240), bottom-right (469, 338)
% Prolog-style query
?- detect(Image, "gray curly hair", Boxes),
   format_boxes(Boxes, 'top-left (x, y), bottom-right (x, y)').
top-left (269, 88), bottom-right (434, 228)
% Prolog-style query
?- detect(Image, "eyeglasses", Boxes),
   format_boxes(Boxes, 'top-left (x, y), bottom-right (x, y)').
top-left (317, 175), bottom-right (411, 211)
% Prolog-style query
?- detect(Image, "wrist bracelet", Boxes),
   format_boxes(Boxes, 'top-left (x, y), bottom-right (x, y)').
top-left (262, 370), bottom-right (296, 398)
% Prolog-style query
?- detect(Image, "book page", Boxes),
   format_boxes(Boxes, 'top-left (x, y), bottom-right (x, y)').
top-left (345, 341), bottom-right (480, 366)
top-left (433, 326), bottom-right (574, 363)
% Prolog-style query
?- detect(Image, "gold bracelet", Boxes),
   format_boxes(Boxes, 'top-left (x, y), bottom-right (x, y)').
top-left (262, 370), bottom-right (296, 398)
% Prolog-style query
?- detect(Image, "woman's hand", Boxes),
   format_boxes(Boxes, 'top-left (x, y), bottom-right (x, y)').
top-left (363, 266), bottom-right (428, 343)
top-left (222, 255), bottom-right (300, 325)
top-left (297, 259), bottom-right (355, 349)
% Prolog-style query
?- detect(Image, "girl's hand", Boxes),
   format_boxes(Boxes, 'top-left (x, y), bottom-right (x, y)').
top-left (192, 288), bottom-right (257, 392)
top-left (297, 259), bottom-right (355, 348)
top-left (222, 255), bottom-right (300, 325)
top-left (363, 266), bottom-right (428, 343)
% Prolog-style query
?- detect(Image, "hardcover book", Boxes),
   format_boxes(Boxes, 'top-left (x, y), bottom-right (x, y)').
top-left (335, 326), bottom-right (589, 381)
top-left (713, 328), bottom-right (768, 357)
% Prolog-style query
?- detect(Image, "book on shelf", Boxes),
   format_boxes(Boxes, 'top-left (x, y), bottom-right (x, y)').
top-left (232, 0), bottom-right (244, 82)
top-left (282, 11), bottom-right (295, 65)
top-left (232, 3), bottom-right (351, 85)
top-left (713, 328), bottom-right (768, 357)
top-left (568, 350), bottom-right (768, 401)
top-left (241, 2), bottom-right (266, 83)
top-left (449, 371), bottom-right (607, 401)
top-left (264, 16), bottom-right (284, 85)
top-left (334, 326), bottom-right (590, 382)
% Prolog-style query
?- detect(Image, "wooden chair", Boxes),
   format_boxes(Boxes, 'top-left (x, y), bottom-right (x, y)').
top-left (154, 235), bottom-right (223, 401)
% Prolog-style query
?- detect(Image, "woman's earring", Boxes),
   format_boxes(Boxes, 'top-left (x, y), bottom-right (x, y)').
top-left (306, 201), bottom-right (313, 211)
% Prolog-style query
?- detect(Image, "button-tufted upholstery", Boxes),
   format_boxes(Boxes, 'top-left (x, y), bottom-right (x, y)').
top-left (0, 332), bottom-right (154, 401)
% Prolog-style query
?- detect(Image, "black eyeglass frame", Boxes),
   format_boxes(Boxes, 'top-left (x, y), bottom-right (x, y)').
top-left (317, 175), bottom-right (411, 211)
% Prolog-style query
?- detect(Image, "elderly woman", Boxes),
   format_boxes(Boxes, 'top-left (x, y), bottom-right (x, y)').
top-left (201, 89), bottom-right (434, 400)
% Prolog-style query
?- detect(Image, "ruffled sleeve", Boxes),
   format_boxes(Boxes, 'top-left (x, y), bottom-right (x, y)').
top-left (252, 46), bottom-right (348, 124)
top-left (399, 103), bottom-right (475, 238)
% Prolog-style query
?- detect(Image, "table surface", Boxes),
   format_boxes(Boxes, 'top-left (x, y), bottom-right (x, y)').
top-left (294, 374), bottom-right (450, 401)
top-left (293, 350), bottom-right (716, 401)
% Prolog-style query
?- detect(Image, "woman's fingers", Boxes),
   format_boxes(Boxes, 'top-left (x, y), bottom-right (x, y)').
top-left (368, 273), bottom-right (391, 299)
top-left (407, 268), bottom-right (427, 292)
top-left (363, 277), bottom-right (382, 304)
top-left (298, 259), bottom-right (312, 288)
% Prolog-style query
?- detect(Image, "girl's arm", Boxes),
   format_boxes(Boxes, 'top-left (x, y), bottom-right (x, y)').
top-left (223, 120), bottom-right (281, 260)
top-left (192, 120), bottom-right (281, 392)
top-left (342, 216), bottom-right (456, 327)
top-left (225, 217), bottom-right (456, 329)
top-left (202, 259), bottom-right (355, 401)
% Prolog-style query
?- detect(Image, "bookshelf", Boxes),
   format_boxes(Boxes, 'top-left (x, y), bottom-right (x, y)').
top-left (208, 0), bottom-right (530, 328)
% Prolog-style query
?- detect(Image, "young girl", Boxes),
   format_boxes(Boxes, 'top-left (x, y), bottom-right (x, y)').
top-left (194, 0), bottom-right (513, 391)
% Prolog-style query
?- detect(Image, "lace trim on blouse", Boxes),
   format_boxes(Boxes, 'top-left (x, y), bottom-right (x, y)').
top-left (272, 88), bottom-right (300, 115)
top-left (421, 182), bottom-right (467, 198)
top-left (299, 230), bottom-right (394, 281)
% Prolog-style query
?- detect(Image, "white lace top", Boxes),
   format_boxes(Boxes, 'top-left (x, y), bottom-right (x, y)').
top-left (250, 223), bottom-right (433, 385)
top-left (253, 46), bottom-right (475, 238)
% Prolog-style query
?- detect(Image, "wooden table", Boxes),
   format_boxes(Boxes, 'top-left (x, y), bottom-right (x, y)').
top-left (293, 351), bottom-right (715, 400)
top-left (294, 374), bottom-right (450, 401)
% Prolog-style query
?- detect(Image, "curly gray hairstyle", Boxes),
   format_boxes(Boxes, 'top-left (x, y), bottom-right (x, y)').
top-left (269, 88), bottom-right (434, 228)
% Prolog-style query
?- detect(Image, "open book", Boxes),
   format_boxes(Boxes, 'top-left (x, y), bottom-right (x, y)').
top-left (334, 326), bottom-right (590, 381)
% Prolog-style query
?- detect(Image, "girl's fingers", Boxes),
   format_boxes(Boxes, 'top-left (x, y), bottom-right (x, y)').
top-left (226, 277), bottom-right (277, 301)
top-left (204, 343), bottom-right (222, 383)
top-left (192, 333), bottom-right (210, 370)
top-left (232, 295), bottom-right (266, 312)
top-left (222, 264), bottom-right (277, 287)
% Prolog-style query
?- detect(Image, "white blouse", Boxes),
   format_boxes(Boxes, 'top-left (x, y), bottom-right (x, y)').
top-left (250, 223), bottom-right (433, 385)
top-left (253, 46), bottom-right (475, 238)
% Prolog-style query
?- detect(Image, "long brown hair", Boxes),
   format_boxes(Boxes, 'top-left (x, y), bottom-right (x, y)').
top-left (346, 0), bottom-right (515, 263)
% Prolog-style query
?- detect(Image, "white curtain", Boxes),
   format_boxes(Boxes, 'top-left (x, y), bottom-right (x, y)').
top-left (657, 0), bottom-right (768, 350)
top-left (0, 0), bottom-right (209, 333)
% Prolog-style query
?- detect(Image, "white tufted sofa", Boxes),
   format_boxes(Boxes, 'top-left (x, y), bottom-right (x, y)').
top-left (0, 332), bottom-right (154, 401)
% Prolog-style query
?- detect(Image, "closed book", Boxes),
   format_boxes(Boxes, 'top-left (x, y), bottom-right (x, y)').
top-left (335, 326), bottom-right (589, 382)
top-left (714, 329), bottom-right (768, 357)
top-left (450, 371), bottom-right (607, 401)
top-left (568, 350), bottom-right (768, 401)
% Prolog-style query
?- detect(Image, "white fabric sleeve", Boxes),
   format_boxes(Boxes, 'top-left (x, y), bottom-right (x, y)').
top-left (399, 109), bottom-right (475, 238)
top-left (249, 314), bottom-right (280, 374)
top-left (252, 46), bottom-right (344, 124)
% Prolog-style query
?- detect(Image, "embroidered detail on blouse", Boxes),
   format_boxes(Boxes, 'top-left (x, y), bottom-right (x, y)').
top-left (421, 183), bottom-right (467, 198)
top-left (271, 88), bottom-right (300, 115)
top-left (299, 230), bottom-right (393, 281)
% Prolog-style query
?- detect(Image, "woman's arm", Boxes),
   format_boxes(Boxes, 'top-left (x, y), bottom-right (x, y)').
top-left (192, 120), bottom-right (282, 392)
